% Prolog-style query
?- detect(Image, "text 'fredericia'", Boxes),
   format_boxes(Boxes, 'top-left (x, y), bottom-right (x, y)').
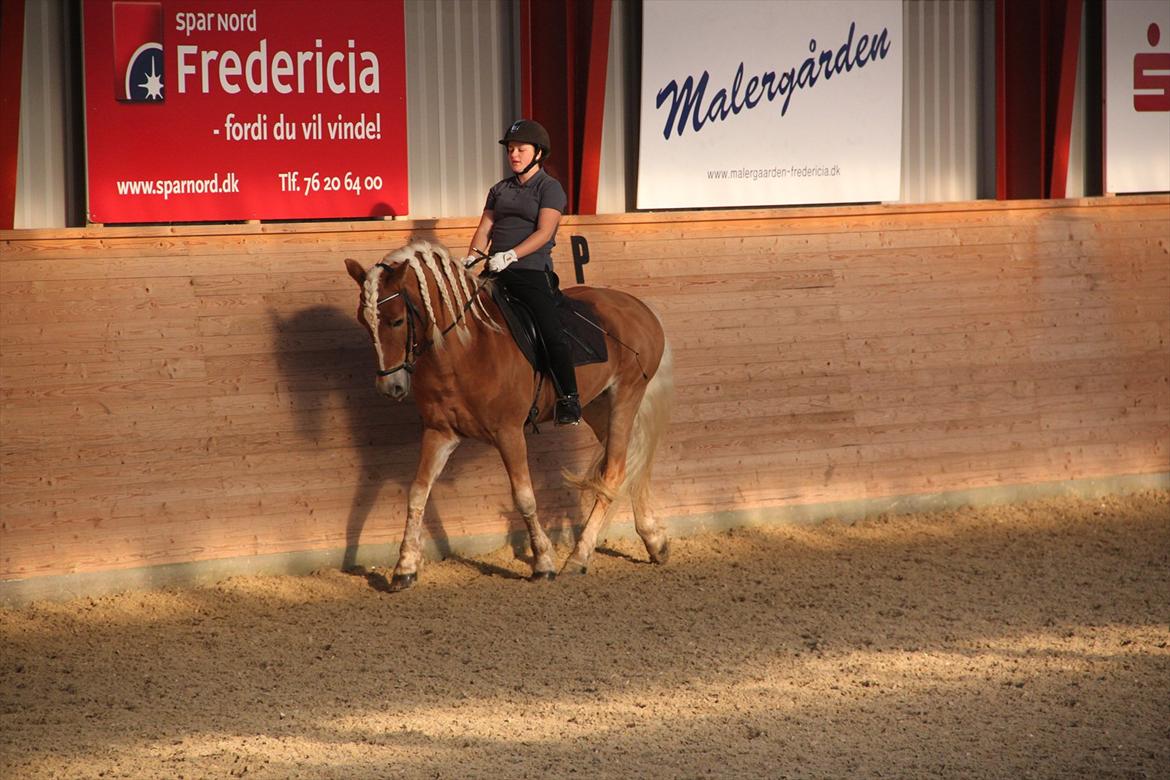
top-left (177, 39), bottom-right (380, 95)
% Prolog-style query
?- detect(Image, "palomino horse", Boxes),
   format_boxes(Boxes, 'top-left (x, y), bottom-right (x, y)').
top-left (344, 241), bottom-right (672, 590)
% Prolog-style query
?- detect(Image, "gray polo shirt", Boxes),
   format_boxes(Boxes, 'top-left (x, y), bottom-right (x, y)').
top-left (484, 169), bottom-right (567, 271)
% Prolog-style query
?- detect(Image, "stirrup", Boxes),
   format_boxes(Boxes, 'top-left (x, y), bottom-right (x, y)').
top-left (555, 394), bottom-right (581, 426)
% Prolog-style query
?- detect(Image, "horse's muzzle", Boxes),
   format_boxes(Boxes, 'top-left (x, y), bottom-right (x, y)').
top-left (376, 371), bottom-right (410, 401)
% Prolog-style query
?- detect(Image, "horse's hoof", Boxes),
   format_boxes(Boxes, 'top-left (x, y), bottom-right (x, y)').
top-left (559, 561), bottom-right (588, 577)
top-left (529, 570), bottom-right (556, 583)
top-left (388, 572), bottom-right (417, 592)
top-left (650, 540), bottom-right (671, 566)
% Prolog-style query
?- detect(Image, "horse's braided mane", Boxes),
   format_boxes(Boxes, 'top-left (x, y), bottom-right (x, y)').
top-left (366, 241), bottom-right (501, 351)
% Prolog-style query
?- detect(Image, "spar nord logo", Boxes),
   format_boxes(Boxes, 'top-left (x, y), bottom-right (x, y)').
top-left (113, 1), bottom-right (164, 102)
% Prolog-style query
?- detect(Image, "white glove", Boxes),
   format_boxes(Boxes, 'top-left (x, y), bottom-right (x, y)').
top-left (487, 249), bottom-right (518, 273)
top-left (462, 254), bottom-right (479, 269)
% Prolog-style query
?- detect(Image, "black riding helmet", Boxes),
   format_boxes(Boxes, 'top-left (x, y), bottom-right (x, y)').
top-left (499, 119), bottom-right (550, 174)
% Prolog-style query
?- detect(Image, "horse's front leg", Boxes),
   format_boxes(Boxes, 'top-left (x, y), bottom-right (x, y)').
top-left (390, 427), bottom-right (460, 591)
top-left (496, 426), bottom-right (557, 580)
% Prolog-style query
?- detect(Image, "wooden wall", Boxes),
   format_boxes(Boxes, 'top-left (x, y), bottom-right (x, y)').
top-left (2, 197), bottom-right (1168, 590)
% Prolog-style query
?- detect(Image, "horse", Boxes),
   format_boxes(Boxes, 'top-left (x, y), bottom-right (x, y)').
top-left (344, 241), bottom-right (673, 590)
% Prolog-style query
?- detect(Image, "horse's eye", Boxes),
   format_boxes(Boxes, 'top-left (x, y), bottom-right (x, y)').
top-left (389, 318), bottom-right (405, 327)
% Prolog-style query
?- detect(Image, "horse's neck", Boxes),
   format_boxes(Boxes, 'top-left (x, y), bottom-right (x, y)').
top-left (412, 276), bottom-right (504, 373)
top-left (414, 290), bottom-right (517, 381)
top-left (412, 306), bottom-right (518, 428)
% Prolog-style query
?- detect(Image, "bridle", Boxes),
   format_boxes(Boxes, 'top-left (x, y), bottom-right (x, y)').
top-left (370, 260), bottom-right (492, 378)
top-left (373, 262), bottom-right (427, 377)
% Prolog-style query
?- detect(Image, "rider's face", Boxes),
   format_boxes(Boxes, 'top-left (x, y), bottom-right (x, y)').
top-left (507, 142), bottom-right (537, 173)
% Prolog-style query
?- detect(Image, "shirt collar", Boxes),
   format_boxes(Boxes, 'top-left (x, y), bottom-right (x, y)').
top-left (512, 168), bottom-right (545, 188)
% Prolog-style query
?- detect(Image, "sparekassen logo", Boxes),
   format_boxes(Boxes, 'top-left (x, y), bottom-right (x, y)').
top-left (1135, 21), bottom-right (1170, 112)
top-left (113, 1), bottom-right (164, 102)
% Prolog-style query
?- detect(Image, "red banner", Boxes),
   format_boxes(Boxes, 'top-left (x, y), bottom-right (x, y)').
top-left (83, 0), bottom-right (408, 223)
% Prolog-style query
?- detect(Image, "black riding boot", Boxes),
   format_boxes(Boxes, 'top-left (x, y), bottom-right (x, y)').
top-left (555, 393), bottom-right (581, 426)
top-left (548, 345), bottom-right (580, 426)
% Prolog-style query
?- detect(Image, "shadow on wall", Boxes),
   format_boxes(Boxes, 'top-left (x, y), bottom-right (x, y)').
top-left (268, 304), bottom-right (433, 571)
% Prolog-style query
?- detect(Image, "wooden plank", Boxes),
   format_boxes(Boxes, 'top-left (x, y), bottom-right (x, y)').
top-left (847, 354), bottom-right (1169, 392)
top-left (839, 286), bottom-right (1169, 323)
top-left (0, 336), bottom-right (207, 367)
top-left (0, 319), bottom-right (198, 347)
top-left (574, 234), bottom-right (1165, 271)
top-left (0, 276), bottom-right (196, 303)
top-left (1, 356), bottom-right (207, 385)
top-left (0, 226), bottom-right (474, 262)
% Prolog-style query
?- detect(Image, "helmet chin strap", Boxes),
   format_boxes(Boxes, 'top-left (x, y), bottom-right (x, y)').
top-left (519, 149), bottom-right (545, 176)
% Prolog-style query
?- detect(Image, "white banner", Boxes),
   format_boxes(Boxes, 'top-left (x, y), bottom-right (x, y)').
top-left (1106, 0), bottom-right (1170, 194)
top-left (637, 0), bottom-right (903, 210)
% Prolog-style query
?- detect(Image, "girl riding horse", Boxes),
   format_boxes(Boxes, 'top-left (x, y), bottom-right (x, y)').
top-left (467, 119), bottom-right (581, 426)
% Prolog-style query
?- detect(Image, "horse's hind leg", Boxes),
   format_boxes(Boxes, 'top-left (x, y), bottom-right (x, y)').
top-left (390, 428), bottom-right (460, 592)
top-left (581, 393), bottom-right (611, 446)
top-left (631, 469), bottom-right (669, 565)
top-left (496, 426), bottom-right (557, 580)
top-left (561, 389), bottom-right (642, 575)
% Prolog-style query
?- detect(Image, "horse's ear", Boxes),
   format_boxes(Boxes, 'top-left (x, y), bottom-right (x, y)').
top-left (344, 258), bottom-right (366, 286)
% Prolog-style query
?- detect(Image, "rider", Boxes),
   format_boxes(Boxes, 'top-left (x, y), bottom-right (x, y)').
top-left (467, 119), bottom-right (581, 426)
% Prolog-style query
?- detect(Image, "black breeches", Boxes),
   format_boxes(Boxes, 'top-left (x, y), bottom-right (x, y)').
top-left (496, 268), bottom-right (578, 396)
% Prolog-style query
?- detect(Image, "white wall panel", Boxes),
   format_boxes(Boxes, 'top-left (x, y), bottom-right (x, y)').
top-left (403, 0), bottom-right (518, 219)
top-left (15, 0), bottom-right (74, 229)
top-left (901, 0), bottom-right (992, 203)
top-left (596, 0), bottom-right (635, 214)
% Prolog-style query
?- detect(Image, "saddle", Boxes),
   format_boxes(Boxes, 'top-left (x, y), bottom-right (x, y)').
top-left (490, 284), bottom-right (608, 375)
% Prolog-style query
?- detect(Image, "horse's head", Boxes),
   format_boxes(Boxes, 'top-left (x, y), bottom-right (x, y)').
top-left (345, 257), bottom-right (417, 400)
top-left (346, 242), bottom-right (502, 400)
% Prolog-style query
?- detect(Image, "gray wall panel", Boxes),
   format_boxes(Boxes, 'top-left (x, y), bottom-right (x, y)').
top-left (1066, 0), bottom-right (1087, 199)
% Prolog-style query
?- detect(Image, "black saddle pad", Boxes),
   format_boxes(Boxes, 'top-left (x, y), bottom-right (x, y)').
top-left (490, 284), bottom-right (608, 372)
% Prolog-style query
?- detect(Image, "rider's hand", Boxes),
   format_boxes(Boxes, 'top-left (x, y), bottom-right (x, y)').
top-left (487, 249), bottom-right (518, 273)
top-left (462, 254), bottom-right (479, 269)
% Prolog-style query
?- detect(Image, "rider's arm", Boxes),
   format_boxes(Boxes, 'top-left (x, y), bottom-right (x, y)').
top-left (507, 207), bottom-right (562, 260)
top-left (468, 209), bottom-right (495, 257)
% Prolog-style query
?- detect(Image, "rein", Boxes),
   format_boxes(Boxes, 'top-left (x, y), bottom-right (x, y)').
top-left (372, 261), bottom-right (492, 377)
